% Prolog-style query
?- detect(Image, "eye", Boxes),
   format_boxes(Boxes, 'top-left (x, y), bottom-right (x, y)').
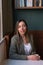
top-left (22, 24), bottom-right (26, 27)
top-left (18, 25), bottom-right (21, 28)
top-left (23, 24), bottom-right (26, 27)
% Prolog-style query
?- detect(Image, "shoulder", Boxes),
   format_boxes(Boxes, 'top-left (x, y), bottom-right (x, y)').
top-left (11, 34), bottom-right (19, 44)
top-left (11, 34), bottom-right (19, 41)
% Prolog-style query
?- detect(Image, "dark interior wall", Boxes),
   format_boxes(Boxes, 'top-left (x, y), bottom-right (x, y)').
top-left (13, 9), bottom-right (43, 30)
top-left (2, 0), bottom-right (13, 36)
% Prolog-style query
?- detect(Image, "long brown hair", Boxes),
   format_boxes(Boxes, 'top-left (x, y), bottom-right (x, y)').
top-left (15, 19), bottom-right (29, 36)
top-left (15, 19), bottom-right (30, 44)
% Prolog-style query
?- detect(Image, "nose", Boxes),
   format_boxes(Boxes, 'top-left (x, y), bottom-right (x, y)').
top-left (21, 26), bottom-right (23, 30)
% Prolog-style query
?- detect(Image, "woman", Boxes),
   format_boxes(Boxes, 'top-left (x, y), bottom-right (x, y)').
top-left (9, 19), bottom-right (40, 60)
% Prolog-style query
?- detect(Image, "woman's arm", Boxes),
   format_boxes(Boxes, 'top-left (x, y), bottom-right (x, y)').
top-left (9, 35), bottom-right (27, 60)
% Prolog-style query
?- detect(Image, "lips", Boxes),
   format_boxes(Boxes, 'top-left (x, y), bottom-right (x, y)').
top-left (20, 30), bottom-right (25, 33)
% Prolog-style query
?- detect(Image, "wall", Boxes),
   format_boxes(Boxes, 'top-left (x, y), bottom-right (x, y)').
top-left (14, 9), bottom-right (43, 30)
top-left (2, 0), bottom-right (13, 36)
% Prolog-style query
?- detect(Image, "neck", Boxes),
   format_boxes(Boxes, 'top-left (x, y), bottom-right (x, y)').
top-left (21, 34), bottom-right (29, 44)
top-left (21, 35), bottom-right (25, 38)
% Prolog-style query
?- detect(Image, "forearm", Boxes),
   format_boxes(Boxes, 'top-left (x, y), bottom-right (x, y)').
top-left (9, 53), bottom-right (27, 60)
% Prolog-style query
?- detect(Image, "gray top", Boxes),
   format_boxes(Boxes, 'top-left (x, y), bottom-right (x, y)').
top-left (9, 34), bottom-right (36, 60)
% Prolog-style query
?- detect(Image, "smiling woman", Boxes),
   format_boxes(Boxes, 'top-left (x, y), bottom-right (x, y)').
top-left (9, 19), bottom-right (40, 60)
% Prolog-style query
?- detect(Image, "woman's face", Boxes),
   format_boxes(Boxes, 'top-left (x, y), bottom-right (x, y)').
top-left (18, 21), bottom-right (27, 36)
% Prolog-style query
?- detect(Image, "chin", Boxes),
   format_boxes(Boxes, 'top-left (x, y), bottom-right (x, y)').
top-left (20, 33), bottom-right (25, 36)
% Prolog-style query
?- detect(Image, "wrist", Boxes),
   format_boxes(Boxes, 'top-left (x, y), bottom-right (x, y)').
top-left (26, 56), bottom-right (29, 60)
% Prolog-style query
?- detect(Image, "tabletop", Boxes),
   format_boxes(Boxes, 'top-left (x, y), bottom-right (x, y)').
top-left (0, 59), bottom-right (43, 65)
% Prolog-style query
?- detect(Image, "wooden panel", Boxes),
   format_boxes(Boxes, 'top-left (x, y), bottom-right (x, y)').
top-left (29, 30), bottom-right (43, 59)
top-left (0, 38), bottom-right (6, 62)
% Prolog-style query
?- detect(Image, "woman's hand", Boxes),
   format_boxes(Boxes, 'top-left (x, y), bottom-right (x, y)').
top-left (27, 54), bottom-right (40, 60)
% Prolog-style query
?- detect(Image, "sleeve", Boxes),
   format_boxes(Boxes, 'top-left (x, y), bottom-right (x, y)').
top-left (30, 34), bottom-right (36, 54)
top-left (9, 35), bottom-right (27, 60)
